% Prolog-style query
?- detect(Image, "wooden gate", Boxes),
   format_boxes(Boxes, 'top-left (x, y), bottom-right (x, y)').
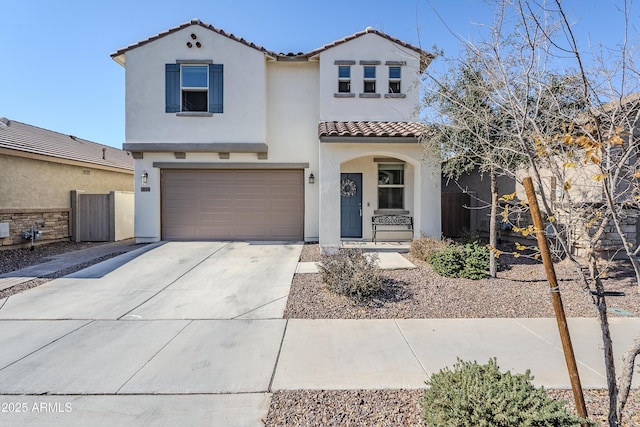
top-left (441, 192), bottom-right (471, 237)
top-left (72, 192), bottom-right (110, 242)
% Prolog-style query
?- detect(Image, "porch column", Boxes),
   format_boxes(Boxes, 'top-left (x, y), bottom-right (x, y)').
top-left (319, 144), bottom-right (341, 253)
top-left (416, 161), bottom-right (441, 238)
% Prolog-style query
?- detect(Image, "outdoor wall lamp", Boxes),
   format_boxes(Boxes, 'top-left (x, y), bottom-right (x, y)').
top-left (308, 173), bottom-right (315, 184)
top-left (141, 170), bottom-right (148, 184)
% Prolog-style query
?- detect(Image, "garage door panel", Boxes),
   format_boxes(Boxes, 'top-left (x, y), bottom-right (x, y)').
top-left (162, 169), bottom-right (303, 241)
top-left (200, 199), bottom-right (232, 210)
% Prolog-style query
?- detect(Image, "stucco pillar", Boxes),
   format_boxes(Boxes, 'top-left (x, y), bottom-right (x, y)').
top-left (319, 144), bottom-right (341, 253)
top-left (417, 160), bottom-right (442, 238)
top-left (134, 161), bottom-right (161, 243)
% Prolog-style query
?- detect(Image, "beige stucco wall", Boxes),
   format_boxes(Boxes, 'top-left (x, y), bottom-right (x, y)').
top-left (0, 154), bottom-right (133, 209)
top-left (267, 61), bottom-right (320, 241)
top-left (113, 191), bottom-right (134, 241)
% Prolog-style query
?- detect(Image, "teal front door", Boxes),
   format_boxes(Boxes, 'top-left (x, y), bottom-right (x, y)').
top-left (340, 173), bottom-right (362, 238)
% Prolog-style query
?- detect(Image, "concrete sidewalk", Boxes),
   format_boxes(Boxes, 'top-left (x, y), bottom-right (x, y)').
top-left (0, 241), bottom-right (638, 426)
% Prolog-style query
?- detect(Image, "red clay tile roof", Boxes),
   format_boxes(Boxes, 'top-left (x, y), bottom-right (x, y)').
top-left (318, 121), bottom-right (427, 139)
top-left (306, 27), bottom-right (434, 72)
top-left (111, 19), bottom-right (278, 64)
top-left (0, 118), bottom-right (133, 172)
top-left (111, 20), bottom-right (433, 71)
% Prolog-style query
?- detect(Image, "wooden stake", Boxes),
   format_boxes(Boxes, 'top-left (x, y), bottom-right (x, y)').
top-left (523, 176), bottom-right (588, 421)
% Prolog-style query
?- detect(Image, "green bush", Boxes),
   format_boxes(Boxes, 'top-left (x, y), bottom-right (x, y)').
top-left (461, 242), bottom-right (491, 279)
top-left (318, 248), bottom-right (381, 300)
top-left (410, 235), bottom-right (450, 261)
top-left (422, 358), bottom-right (590, 427)
top-left (427, 242), bottom-right (490, 279)
top-left (428, 244), bottom-right (465, 277)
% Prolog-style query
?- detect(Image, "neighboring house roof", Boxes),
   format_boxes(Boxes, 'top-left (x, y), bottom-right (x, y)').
top-left (0, 117), bottom-right (133, 173)
top-left (318, 121), bottom-right (428, 142)
top-left (111, 19), bottom-right (433, 71)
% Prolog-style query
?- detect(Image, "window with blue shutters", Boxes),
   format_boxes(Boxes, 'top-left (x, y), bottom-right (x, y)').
top-left (165, 63), bottom-right (223, 114)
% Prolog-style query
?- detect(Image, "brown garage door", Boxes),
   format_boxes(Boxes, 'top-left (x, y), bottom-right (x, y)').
top-left (162, 169), bottom-right (304, 241)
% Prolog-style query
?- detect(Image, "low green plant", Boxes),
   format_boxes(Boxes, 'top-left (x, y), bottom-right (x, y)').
top-left (318, 248), bottom-right (381, 300)
top-left (422, 358), bottom-right (590, 427)
top-left (410, 235), bottom-right (450, 261)
top-left (428, 244), bottom-right (465, 277)
top-left (427, 241), bottom-right (490, 279)
top-left (461, 241), bottom-right (491, 279)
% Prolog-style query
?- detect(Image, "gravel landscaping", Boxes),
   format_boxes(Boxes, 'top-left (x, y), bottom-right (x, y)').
top-left (269, 243), bottom-right (640, 427)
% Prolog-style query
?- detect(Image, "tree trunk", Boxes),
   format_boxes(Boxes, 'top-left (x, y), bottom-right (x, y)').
top-left (617, 336), bottom-right (640, 424)
top-left (591, 256), bottom-right (619, 427)
top-left (489, 171), bottom-right (498, 278)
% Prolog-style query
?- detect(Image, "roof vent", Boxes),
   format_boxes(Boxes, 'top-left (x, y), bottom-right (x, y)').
top-left (0, 117), bottom-right (8, 128)
top-left (69, 135), bottom-right (77, 140)
top-left (102, 147), bottom-right (107, 160)
top-left (365, 26), bottom-right (375, 32)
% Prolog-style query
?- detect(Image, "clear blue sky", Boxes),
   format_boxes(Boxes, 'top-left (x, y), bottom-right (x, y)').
top-left (0, 0), bottom-right (633, 148)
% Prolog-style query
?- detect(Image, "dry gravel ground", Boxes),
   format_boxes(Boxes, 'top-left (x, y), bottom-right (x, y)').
top-left (268, 243), bottom-right (640, 426)
top-left (1, 241), bottom-right (638, 425)
top-left (287, 244), bottom-right (640, 319)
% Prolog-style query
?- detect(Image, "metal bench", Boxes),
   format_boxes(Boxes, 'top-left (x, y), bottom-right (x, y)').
top-left (371, 215), bottom-right (413, 244)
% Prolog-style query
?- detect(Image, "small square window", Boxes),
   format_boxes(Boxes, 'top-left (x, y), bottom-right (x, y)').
top-left (389, 81), bottom-right (401, 94)
top-left (364, 80), bottom-right (376, 93)
top-left (388, 66), bottom-right (401, 94)
top-left (364, 66), bottom-right (376, 79)
top-left (338, 66), bottom-right (351, 93)
top-left (182, 90), bottom-right (208, 112)
top-left (378, 188), bottom-right (404, 209)
top-left (363, 66), bottom-right (377, 93)
top-left (338, 66), bottom-right (351, 79)
top-left (182, 65), bottom-right (208, 87)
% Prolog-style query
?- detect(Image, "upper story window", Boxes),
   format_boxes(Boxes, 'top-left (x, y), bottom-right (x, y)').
top-left (338, 65), bottom-right (351, 93)
top-left (378, 163), bottom-right (404, 209)
top-left (385, 61), bottom-right (406, 98)
top-left (165, 63), bottom-right (224, 114)
top-left (388, 66), bottom-right (401, 94)
top-left (181, 65), bottom-right (208, 111)
top-left (363, 66), bottom-right (376, 93)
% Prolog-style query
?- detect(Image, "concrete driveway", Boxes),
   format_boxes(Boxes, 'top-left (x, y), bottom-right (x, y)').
top-left (0, 241), bottom-right (301, 426)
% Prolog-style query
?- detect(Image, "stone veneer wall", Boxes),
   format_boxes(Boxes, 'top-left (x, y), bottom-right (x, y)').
top-left (0, 209), bottom-right (70, 248)
top-left (570, 208), bottom-right (638, 259)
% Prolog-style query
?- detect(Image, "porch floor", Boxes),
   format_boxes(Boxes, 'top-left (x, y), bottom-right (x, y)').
top-left (340, 240), bottom-right (411, 253)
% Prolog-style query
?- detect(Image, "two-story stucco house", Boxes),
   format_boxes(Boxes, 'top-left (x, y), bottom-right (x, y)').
top-left (111, 19), bottom-right (441, 252)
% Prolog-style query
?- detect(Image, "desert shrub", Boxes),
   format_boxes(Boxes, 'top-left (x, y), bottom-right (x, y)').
top-left (318, 248), bottom-right (381, 300)
top-left (422, 358), bottom-right (589, 427)
top-left (427, 241), bottom-right (490, 279)
top-left (461, 242), bottom-right (491, 279)
top-left (427, 244), bottom-right (465, 277)
top-left (410, 235), bottom-right (450, 261)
